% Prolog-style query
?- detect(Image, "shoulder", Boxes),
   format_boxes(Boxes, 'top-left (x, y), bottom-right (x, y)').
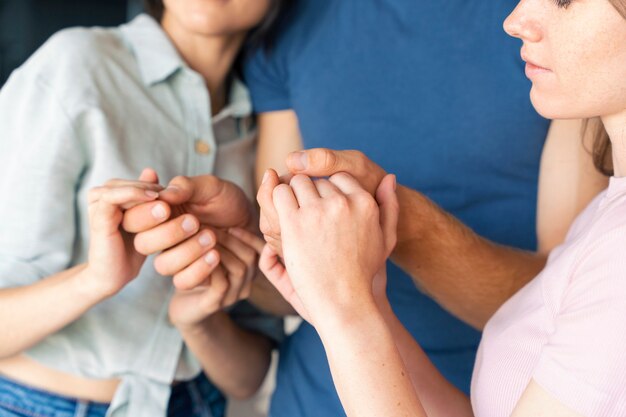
top-left (14, 26), bottom-right (132, 98)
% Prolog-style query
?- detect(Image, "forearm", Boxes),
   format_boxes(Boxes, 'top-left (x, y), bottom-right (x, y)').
top-left (316, 306), bottom-right (426, 417)
top-left (377, 298), bottom-right (474, 417)
top-left (393, 185), bottom-right (546, 329)
top-left (179, 311), bottom-right (273, 399)
top-left (0, 264), bottom-right (106, 358)
top-left (249, 275), bottom-right (298, 316)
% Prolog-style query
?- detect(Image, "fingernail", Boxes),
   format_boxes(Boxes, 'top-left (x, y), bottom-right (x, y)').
top-left (290, 152), bottom-right (307, 171)
top-left (145, 190), bottom-right (159, 198)
top-left (199, 232), bottom-right (213, 247)
top-left (392, 175), bottom-right (397, 191)
top-left (204, 251), bottom-right (218, 265)
top-left (182, 217), bottom-right (196, 233)
top-left (165, 185), bottom-right (180, 193)
top-left (262, 170), bottom-right (270, 184)
top-left (151, 204), bottom-right (167, 219)
top-left (229, 228), bottom-right (242, 238)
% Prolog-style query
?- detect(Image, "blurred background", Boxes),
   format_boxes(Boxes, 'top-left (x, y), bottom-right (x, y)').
top-left (0, 0), bottom-right (142, 86)
top-left (0, 1), bottom-right (276, 415)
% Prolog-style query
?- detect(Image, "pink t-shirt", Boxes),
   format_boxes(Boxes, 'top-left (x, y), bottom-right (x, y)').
top-left (471, 177), bottom-right (626, 417)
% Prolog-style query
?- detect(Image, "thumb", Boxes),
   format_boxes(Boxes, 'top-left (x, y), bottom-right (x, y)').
top-left (286, 149), bottom-right (385, 195)
top-left (158, 175), bottom-right (211, 205)
top-left (138, 168), bottom-right (159, 184)
top-left (286, 148), bottom-right (349, 176)
top-left (375, 174), bottom-right (399, 256)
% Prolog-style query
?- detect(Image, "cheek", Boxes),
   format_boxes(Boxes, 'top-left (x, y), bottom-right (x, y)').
top-left (233, 0), bottom-right (273, 28)
top-left (531, 24), bottom-right (626, 119)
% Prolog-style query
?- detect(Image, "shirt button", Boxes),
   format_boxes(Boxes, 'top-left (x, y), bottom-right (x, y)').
top-left (195, 139), bottom-right (211, 155)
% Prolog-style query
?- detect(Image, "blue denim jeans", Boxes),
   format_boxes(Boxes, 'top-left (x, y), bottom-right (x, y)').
top-left (0, 373), bottom-right (226, 417)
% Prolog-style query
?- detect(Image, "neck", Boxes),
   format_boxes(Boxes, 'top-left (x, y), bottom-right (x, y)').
top-left (602, 109), bottom-right (626, 177)
top-left (161, 13), bottom-right (246, 114)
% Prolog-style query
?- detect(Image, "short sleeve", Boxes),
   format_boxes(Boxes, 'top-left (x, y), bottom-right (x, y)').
top-left (533, 226), bottom-right (626, 417)
top-left (227, 301), bottom-right (285, 345)
top-left (243, 46), bottom-right (292, 113)
top-left (0, 67), bottom-right (86, 287)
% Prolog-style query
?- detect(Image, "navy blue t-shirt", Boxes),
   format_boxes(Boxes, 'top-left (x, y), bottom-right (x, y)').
top-left (245, 1), bottom-right (550, 416)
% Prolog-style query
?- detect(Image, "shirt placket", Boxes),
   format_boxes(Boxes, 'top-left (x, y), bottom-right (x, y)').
top-left (182, 70), bottom-right (216, 177)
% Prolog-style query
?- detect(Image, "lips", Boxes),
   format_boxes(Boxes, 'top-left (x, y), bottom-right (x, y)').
top-left (521, 49), bottom-right (552, 79)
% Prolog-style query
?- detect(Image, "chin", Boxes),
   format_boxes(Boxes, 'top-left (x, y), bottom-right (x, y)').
top-left (529, 88), bottom-right (577, 120)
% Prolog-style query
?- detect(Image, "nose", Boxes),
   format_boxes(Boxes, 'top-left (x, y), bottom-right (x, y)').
top-left (503, 1), bottom-right (543, 43)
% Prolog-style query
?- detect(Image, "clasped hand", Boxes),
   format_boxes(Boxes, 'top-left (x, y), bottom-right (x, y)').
top-left (256, 170), bottom-right (399, 327)
top-left (85, 168), bottom-right (264, 330)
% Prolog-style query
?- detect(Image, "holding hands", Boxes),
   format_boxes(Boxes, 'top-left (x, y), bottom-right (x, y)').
top-left (86, 169), bottom-right (264, 330)
top-left (257, 170), bottom-right (399, 327)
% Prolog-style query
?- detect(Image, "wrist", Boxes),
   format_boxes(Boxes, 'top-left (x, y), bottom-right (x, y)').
top-left (315, 299), bottom-right (387, 345)
top-left (175, 310), bottom-right (226, 336)
top-left (70, 264), bottom-right (112, 304)
top-left (310, 291), bottom-right (380, 337)
top-left (394, 186), bottom-right (438, 245)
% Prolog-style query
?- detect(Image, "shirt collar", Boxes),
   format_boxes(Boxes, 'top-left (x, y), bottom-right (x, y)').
top-left (120, 14), bottom-right (184, 86)
top-left (216, 78), bottom-right (253, 120)
top-left (121, 14), bottom-right (252, 118)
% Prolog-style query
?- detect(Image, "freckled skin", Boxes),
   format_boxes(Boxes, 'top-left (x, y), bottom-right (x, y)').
top-left (504, 0), bottom-right (626, 120)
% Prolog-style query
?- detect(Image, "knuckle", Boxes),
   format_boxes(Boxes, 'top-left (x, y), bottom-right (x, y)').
top-left (320, 149), bottom-right (337, 170)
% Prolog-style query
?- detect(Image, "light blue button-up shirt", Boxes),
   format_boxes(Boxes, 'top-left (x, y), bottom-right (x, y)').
top-left (0, 14), bottom-right (281, 417)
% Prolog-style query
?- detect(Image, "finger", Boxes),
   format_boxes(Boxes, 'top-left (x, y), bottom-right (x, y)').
top-left (376, 174), bottom-right (400, 255)
top-left (173, 249), bottom-right (221, 290)
top-left (154, 229), bottom-right (217, 276)
top-left (218, 230), bottom-right (261, 267)
top-left (198, 266), bottom-right (229, 312)
top-left (286, 149), bottom-right (385, 195)
top-left (159, 175), bottom-right (223, 206)
top-left (263, 234), bottom-right (284, 259)
top-left (138, 168), bottom-right (159, 184)
top-left (257, 169), bottom-right (281, 234)
top-left (285, 148), bottom-right (353, 175)
top-left (328, 172), bottom-right (368, 195)
top-left (258, 245), bottom-right (304, 315)
top-left (312, 178), bottom-right (340, 198)
top-left (89, 186), bottom-right (159, 206)
top-left (158, 175), bottom-right (195, 205)
top-left (228, 228), bottom-right (266, 254)
top-left (134, 214), bottom-right (200, 255)
top-left (273, 183), bottom-right (299, 219)
top-left (100, 179), bottom-right (163, 192)
top-left (217, 245), bottom-right (248, 306)
top-left (259, 244), bottom-right (290, 293)
top-left (122, 201), bottom-right (171, 233)
top-left (289, 174), bottom-right (321, 206)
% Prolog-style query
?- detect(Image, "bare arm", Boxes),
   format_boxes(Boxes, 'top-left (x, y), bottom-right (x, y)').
top-left (271, 119), bottom-right (607, 329)
top-left (251, 110), bottom-right (303, 316)
top-left (0, 264), bottom-right (105, 359)
top-left (179, 311), bottom-right (273, 399)
top-left (0, 173), bottom-right (163, 358)
top-left (392, 119), bottom-right (608, 328)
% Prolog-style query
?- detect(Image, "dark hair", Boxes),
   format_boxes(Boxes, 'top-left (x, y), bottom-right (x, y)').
top-left (142, 0), bottom-right (288, 51)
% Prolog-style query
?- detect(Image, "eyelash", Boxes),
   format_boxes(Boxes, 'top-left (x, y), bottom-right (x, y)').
top-left (553, 0), bottom-right (572, 8)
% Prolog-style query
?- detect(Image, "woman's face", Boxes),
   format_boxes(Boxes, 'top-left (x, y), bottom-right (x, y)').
top-left (504, 0), bottom-right (626, 120)
top-left (162, 0), bottom-right (272, 37)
